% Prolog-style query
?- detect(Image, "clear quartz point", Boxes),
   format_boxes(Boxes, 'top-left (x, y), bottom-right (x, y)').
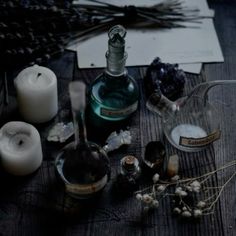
top-left (47, 122), bottom-right (74, 143)
top-left (103, 129), bottom-right (132, 153)
top-left (55, 81), bottom-right (110, 199)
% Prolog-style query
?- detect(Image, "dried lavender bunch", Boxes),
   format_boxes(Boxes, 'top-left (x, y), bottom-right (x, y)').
top-left (0, 0), bottom-right (201, 70)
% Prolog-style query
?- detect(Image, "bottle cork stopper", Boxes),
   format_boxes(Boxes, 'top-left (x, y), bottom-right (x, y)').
top-left (122, 155), bottom-right (138, 171)
top-left (124, 155), bottom-right (135, 165)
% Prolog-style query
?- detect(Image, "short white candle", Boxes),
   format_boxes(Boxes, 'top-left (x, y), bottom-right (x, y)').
top-left (0, 121), bottom-right (43, 176)
top-left (14, 65), bottom-right (58, 123)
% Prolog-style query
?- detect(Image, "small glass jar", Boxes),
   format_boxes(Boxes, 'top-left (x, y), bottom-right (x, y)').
top-left (146, 80), bottom-right (236, 152)
top-left (114, 155), bottom-right (141, 195)
top-left (120, 155), bottom-right (141, 180)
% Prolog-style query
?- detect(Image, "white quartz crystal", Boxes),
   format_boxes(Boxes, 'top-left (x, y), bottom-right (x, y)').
top-left (47, 122), bottom-right (74, 143)
top-left (103, 130), bottom-right (132, 153)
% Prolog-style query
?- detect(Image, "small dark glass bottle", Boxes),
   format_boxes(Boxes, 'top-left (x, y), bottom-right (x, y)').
top-left (114, 155), bottom-right (141, 195)
top-left (55, 81), bottom-right (110, 199)
top-left (120, 155), bottom-right (141, 180)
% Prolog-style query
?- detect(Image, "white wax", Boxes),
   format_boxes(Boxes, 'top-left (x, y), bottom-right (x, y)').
top-left (171, 124), bottom-right (207, 146)
top-left (0, 121), bottom-right (43, 176)
top-left (14, 65), bottom-right (58, 123)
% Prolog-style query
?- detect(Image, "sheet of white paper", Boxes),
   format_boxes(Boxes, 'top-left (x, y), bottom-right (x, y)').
top-left (69, 0), bottom-right (223, 74)
top-left (75, 18), bottom-right (223, 66)
top-left (179, 63), bottom-right (202, 74)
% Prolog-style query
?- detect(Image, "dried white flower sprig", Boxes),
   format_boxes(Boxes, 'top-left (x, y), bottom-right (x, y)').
top-left (135, 160), bottom-right (236, 219)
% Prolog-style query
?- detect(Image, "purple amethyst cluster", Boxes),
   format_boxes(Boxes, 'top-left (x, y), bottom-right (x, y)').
top-left (145, 57), bottom-right (186, 101)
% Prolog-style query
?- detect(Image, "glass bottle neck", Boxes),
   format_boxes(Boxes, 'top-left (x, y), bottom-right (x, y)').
top-left (69, 81), bottom-right (87, 147)
top-left (72, 109), bottom-right (88, 146)
top-left (105, 25), bottom-right (128, 77)
top-left (105, 51), bottom-right (128, 77)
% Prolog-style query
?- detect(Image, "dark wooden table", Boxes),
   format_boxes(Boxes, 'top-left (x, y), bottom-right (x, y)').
top-left (0, 1), bottom-right (236, 235)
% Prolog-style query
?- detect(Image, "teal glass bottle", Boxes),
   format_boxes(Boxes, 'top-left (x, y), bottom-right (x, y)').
top-left (88, 25), bottom-right (139, 125)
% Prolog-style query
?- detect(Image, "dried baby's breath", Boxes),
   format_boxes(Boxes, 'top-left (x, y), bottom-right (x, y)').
top-left (135, 160), bottom-right (236, 219)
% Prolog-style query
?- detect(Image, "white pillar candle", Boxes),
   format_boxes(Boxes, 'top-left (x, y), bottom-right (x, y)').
top-left (14, 65), bottom-right (58, 123)
top-left (0, 121), bottom-right (43, 176)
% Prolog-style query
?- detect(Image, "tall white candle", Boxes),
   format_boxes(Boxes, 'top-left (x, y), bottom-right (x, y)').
top-left (0, 121), bottom-right (43, 176)
top-left (14, 65), bottom-right (58, 123)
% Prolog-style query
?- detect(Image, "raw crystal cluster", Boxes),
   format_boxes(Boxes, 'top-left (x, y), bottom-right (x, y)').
top-left (145, 57), bottom-right (186, 101)
top-left (47, 122), bottom-right (74, 143)
top-left (103, 130), bottom-right (132, 153)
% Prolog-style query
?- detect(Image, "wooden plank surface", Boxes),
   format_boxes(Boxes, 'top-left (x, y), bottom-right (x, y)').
top-left (205, 2), bottom-right (236, 235)
top-left (0, 1), bottom-right (236, 235)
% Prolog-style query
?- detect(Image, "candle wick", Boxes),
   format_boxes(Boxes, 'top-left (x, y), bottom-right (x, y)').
top-left (18, 140), bottom-right (24, 146)
top-left (36, 73), bottom-right (42, 81)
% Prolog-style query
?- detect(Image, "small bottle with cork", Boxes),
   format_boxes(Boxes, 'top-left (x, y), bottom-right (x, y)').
top-left (114, 155), bottom-right (141, 196)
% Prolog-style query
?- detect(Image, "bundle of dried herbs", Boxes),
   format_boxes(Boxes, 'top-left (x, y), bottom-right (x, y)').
top-left (0, 0), bottom-right (201, 70)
